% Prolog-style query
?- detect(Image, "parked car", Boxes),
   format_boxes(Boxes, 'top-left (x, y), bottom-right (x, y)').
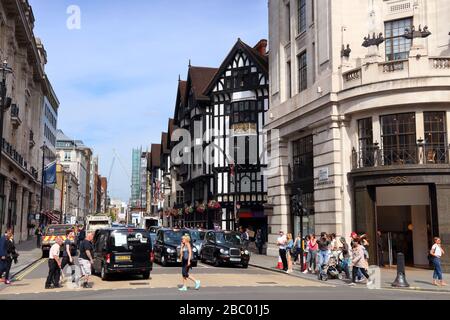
top-left (41, 224), bottom-right (77, 258)
top-left (200, 230), bottom-right (250, 268)
top-left (92, 228), bottom-right (153, 281)
top-left (153, 228), bottom-right (198, 267)
top-left (149, 226), bottom-right (161, 234)
top-left (185, 228), bottom-right (206, 255)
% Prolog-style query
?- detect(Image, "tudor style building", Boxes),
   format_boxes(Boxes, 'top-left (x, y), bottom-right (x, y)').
top-left (204, 39), bottom-right (270, 233)
top-left (267, 0), bottom-right (450, 270)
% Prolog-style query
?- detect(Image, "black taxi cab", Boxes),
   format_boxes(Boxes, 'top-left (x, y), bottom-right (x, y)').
top-left (153, 228), bottom-right (198, 267)
top-left (200, 230), bottom-right (250, 268)
top-left (92, 228), bottom-right (153, 280)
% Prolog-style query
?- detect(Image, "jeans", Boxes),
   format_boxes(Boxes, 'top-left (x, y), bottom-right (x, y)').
top-left (279, 249), bottom-right (288, 271)
top-left (61, 256), bottom-right (76, 282)
top-left (308, 250), bottom-right (318, 271)
top-left (317, 250), bottom-right (330, 273)
top-left (341, 258), bottom-right (351, 279)
top-left (432, 257), bottom-right (443, 281)
top-left (352, 267), bottom-right (370, 283)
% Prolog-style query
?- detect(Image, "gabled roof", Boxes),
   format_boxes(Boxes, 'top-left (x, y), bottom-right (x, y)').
top-left (151, 144), bottom-right (161, 168)
top-left (186, 66), bottom-right (218, 102)
top-left (204, 38), bottom-right (268, 96)
top-left (174, 80), bottom-right (187, 121)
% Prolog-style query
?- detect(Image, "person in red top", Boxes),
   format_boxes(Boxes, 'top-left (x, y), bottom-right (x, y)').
top-left (303, 234), bottom-right (318, 274)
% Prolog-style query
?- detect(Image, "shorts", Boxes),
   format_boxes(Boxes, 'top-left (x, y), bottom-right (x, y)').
top-left (79, 258), bottom-right (92, 276)
top-left (182, 259), bottom-right (191, 278)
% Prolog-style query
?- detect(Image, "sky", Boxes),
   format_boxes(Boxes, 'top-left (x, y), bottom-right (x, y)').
top-left (29, 0), bottom-right (268, 202)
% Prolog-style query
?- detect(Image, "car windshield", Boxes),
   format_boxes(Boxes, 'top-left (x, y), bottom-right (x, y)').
top-left (189, 231), bottom-right (202, 242)
top-left (215, 232), bottom-right (242, 245)
top-left (164, 230), bottom-right (183, 245)
top-left (111, 230), bottom-right (150, 252)
top-left (45, 226), bottom-right (71, 236)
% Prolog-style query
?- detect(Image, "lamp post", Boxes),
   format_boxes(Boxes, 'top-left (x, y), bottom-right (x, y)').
top-left (0, 59), bottom-right (13, 171)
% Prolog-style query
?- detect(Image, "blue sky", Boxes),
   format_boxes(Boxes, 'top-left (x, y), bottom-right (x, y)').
top-left (29, 0), bottom-right (268, 202)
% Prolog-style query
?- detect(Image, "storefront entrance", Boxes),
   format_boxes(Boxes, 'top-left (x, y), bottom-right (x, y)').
top-left (376, 185), bottom-right (433, 267)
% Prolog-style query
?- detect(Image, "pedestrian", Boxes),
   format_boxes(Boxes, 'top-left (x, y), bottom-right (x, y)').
top-left (255, 229), bottom-right (265, 255)
top-left (35, 226), bottom-right (43, 248)
top-left (304, 234), bottom-right (318, 274)
top-left (349, 241), bottom-right (371, 286)
top-left (430, 237), bottom-right (447, 286)
top-left (78, 232), bottom-right (94, 289)
top-left (286, 233), bottom-right (294, 273)
top-left (0, 230), bottom-right (18, 285)
top-left (293, 233), bottom-right (303, 265)
top-left (377, 231), bottom-right (385, 267)
top-left (77, 226), bottom-right (86, 245)
top-left (240, 227), bottom-right (249, 249)
top-left (61, 229), bottom-right (76, 284)
top-left (317, 232), bottom-right (331, 275)
top-left (330, 233), bottom-right (339, 260)
top-left (178, 235), bottom-right (201, 291)
top-left (339, 237), bottom-right (351, 280)
top-left (45, 236), bottom-right (63, 289)
top-left (277, 231), bottom-right (288, 271)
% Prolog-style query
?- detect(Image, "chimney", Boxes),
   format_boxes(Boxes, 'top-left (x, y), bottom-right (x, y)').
top-left (254, 39), bottom-right (268, 56)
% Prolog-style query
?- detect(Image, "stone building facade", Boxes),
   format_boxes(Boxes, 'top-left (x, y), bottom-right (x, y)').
top-left (266, 0), bottom-right (450, 270)
top-left (0, 0), bottom-right (59, 241)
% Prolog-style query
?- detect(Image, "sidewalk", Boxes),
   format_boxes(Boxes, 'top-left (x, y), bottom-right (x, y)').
top-left (9, 237), bottom-right (42, 279)
top-left (249, 253), bottom-right (450, 293)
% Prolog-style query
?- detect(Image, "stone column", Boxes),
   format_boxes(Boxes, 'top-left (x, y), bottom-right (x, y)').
top-left (14, 186), bottom-right (23, 240)
top-left (436, 185), bottom-right (450, 272)
top-left (21, 190), bottom-right (30, 241)
top-left (266, 136), bottom-right (290, 257)
top-left (2, 179), bottom-right (11, 233)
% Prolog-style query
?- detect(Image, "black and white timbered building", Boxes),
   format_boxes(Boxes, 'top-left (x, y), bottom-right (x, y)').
top-left (204, 39), bottom-right (269, 233)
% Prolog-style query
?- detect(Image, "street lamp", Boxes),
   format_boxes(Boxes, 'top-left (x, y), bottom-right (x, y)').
top-left (0, 59), bottom-right (13, 170)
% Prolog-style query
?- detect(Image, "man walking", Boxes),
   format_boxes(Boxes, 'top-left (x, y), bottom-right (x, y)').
top-left (35, 226), bottom-right (43, 249)
top-left (277, 231), bottom-right (288, 271)
top-left (61, 229), bottom-right (76, 284)
top-left (240, 227), bottom-right (249, 249)
top-left (78, 232), bottom-right (94, 289)
top-left (45, 237), bottom-right (63, 289)
top-left (317, 232), bottom-right (330, 275)
top-left (255, 229), bottom-right (265, 255)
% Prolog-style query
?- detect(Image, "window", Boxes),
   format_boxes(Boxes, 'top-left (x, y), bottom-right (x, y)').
top-left (298, 0), bottom-right (306, 34)
top-left (176, 190), bottom-right (184, 205)
top-left (424, 112), bottom-right (447, 164)
top-left (358, 118), bottom-right (374, 166)
top-left (229, 101), bottom-right (258, 124)
top-left (64, 152), bottom-right (71, 161)
top-left (292, 136), bottom-right (314, 191)
top-left (385, 18), bottom-right (413, 61)
top-left (286, 61), bottom-right (292, 98)
top-left (381, 113), bottom-right (417, 165)
top-left (298, 51), bottom-right (307, 92)
top-left (286, 2), bottom-right (291, 41)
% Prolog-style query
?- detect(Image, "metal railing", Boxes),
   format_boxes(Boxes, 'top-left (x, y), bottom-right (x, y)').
top-left (352, 144), bottom-right (449, 169)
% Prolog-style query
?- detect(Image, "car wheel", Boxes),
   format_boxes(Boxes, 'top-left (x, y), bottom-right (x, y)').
top-left (142, 272), bottom-right (150, 280)
top-left (42, 250), bottom-right (49, 258)
top-left (161, 255), bottom-right (168, 267)
top-left (101, 264), bottom-right (109, 281)
top-left (191, 261), bottom-right (198, 267)
top-left (200, 253), bottom-right (206, 263)
top-left (242, 263), bottom-right (249, 269)
top-left (213, 256), bottom-right (220, 267)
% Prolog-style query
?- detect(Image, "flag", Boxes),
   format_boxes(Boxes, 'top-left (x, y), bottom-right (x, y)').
top-left (44, 162), bottom-right (57, 185)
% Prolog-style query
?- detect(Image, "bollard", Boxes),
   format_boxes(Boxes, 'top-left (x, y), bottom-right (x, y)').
top-left (391, 253), bottom-right (410, 287)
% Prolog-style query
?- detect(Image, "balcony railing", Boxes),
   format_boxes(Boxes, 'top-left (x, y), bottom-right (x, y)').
top-left (2, 138), bottom-right (37, 180)
top-left (352, 144), bottom-right (449, 170)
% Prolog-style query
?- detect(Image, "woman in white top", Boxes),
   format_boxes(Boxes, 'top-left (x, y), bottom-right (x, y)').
top-left (430, 237), bottom-right (446, 286)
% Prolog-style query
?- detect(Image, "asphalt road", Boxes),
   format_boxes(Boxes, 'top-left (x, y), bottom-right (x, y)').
top-left (1, 259), bottom-right (449, 300)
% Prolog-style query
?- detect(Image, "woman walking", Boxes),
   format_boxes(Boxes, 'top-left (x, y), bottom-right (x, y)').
top-left (286, 233), bottom-right (294, 273)
top-left (349, 241), bottom-right (371, 286)
top-left (430, 237), bottom-right (447, 286)
top-left (304, 234), bottom-right (318, 274)
top-left (179, 235), bottom-right (201, 291)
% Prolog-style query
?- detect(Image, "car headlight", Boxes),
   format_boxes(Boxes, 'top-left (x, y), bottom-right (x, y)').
top-left (220, 249), bottom-right (229, 255)
top-left (167, 248), bottom-right (175, 253)
top-left (244, 250), bottom-right (249, 255)
top-left (193, 247), bottom-right (197, 253)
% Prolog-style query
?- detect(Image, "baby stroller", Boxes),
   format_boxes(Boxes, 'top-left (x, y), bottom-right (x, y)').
top-left (318, 255), bottom-right (343, 281)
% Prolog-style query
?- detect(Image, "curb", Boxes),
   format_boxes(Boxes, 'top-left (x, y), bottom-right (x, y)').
top-left (250, 263), bottom-right (450, 294)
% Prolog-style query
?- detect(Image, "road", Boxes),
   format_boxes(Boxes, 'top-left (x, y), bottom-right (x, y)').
top-left (1, 259), bottom-right (449, 300)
